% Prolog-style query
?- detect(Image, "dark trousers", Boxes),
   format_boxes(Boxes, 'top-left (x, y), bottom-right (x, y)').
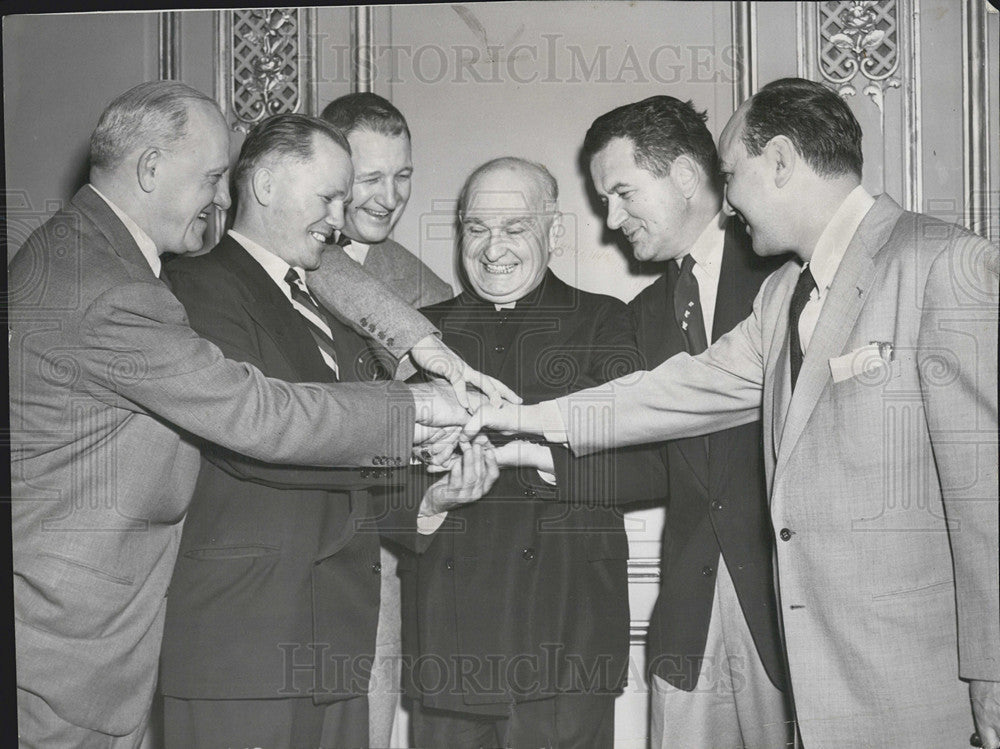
top-left (411, 693), bottom-right (615, 749)
top-left (163, 694), bottom-right (369, 749)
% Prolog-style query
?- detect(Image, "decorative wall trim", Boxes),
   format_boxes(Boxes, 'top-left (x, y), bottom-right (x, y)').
top-left (627, 558), bottom-right (659, 645)
top-left (352, 6), bottom-right (375, 93)
top-left (900, 0), bottom-right (922, 214)
top-left (158, 12), bottom-right (181, 80)
top-left (731, 1), bottom-right (758, 109)
top-left (218, 8), bottom-right (311, 135)
top-left (962, 0), bottom-right (990, 237)
top-left (630, 620), bottom-right (649, 647)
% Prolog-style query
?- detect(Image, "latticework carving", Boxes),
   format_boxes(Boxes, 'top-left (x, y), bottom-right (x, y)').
top-left (231, 8), bottom-right (302, 130)
top-left (819, 1), bottom-right (899, 85)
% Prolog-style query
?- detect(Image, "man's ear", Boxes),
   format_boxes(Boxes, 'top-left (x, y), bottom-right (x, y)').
top-left (251, 167), bottom-right (274, 207)
top-left (547, 211), bottom-right (563, 254)
top-left (137, 148), bottom-right (159, 193)
top-left (669, 154), bottom-right (700, 200)
top-left (767, 135), bottom-right (796, 189)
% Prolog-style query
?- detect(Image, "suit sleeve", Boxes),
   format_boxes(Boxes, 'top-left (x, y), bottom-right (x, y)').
top-left (547, 297), bottom-right (668, 506)
top-left (917, 233), bottom-right (1000, 681)
top-left (306, 247), bottom-right (439, 362)
top-left (556, 282), bottom-right (768, 456)
top-left (167, 261), bottom-right (406, 490)
top-left (79, 280), bottom-right (415, 468)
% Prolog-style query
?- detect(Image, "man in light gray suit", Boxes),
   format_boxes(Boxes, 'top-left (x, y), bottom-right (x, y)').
top-left (8, 80), bottom-right (472, 747)
top-left (320, 91), bottom-right (455, 745)
top-left (470, 78), bottom-right (999, 748)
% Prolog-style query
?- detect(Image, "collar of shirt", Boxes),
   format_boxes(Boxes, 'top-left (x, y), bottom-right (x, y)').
top-left (89, 184), bottom-right (161, 278)
top-left (228, 229), bottom-right (301, 301)
top-left (336, 232), bottom-right (371, 266)
top-left (493, 301), bottom-right (517, 311)
top-left (807, 185), bottom-right (875, 295)
top-left (675, 211), bottom-right (726, 283)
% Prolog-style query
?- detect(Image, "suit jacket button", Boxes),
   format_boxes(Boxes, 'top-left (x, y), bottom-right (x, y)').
top-left (702, 565), bottom-right (714, 577)
top-left (445, 558), bottom-right (454, 571)
top-left (711, 500), bottom-right (723, 511)
top-left (359, 317), bottom-right (368, 326)
top-left (493, 344), bottom-right (505, 354)
top-left (522, 548), bottom-right (535, 561)
top-left (522, 489), bottom-right (537, 498)
top-left (386, 337), bottom-right (394, 347)
top-left (779, 528), bottom-right (792, 541)
top-left (372, 562), bottom-right (382, 574)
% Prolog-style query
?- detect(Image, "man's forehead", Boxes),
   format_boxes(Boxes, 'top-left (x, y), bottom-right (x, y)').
top-left (465, 172), bottom-right (546, 214)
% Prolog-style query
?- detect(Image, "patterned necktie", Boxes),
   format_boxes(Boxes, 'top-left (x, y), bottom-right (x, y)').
top-left (673, 254), bottom-right (709, 355)
top-left (284, 268), bottom-right (340, 379)
top-left (788, 266), bottom-right (817, 391)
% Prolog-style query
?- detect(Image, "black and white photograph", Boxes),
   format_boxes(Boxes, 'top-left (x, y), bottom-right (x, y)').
top-left (4, 2), bottom-right (999, 747)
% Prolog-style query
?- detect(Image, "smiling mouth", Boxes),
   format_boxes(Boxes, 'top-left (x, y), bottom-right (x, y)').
top-left (484, 262), bottom-right (517, 275)
top-left (197, 210), bottom-right (210, 221)
top-left (310, 230), bottom-right (331, 243)
top-left (360, 207), bottom-right (391, 220)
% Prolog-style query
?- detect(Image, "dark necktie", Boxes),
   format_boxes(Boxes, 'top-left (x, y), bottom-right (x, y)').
top-left (334, 232), bottom-right (352, 247)
top-left (673, 254), bottom-right (709, 355)
top-left (284, 268), bottom-right (340, 379)
top-left (788, 266), bottom-right (817, 391)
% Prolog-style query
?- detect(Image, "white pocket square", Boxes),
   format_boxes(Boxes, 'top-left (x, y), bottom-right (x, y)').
top-left (829, 343), bottom-right (893, 383)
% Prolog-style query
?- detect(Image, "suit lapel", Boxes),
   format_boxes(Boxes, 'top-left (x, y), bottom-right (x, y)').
top-left (774, 196), bottom-right (903, 476)
top-left (220, 238), bottom-right (336, 383)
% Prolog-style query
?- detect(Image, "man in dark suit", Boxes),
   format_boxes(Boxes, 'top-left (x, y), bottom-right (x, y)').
top-left (397, 157), bottom-right (643, 748)
top-left (582, 96), bottom-right (792, 747)
top-left (320, 92), bottom-right (455, 745)
top-left (159, 114), bottom-right (498, 748)
top-left (8, 82), bottom-right (467, 747)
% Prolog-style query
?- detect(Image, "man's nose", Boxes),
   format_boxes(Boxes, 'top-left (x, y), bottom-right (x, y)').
top-left (214, 174), bottom-right (232, 211)
top-left (605, 197), bottom-right (626, 231)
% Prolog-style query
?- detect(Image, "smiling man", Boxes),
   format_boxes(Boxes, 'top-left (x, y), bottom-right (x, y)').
top-left (320, 91), bottom-right (455, 745)
top-left (470, 78), bottom-right (1000, 749)
top-left (157, 113), bottom-right (498, 749)
top-left (584, 95), bottom-right (791, 749)
top-left (9, 83), bottom-right (470, 748)
top-left (399, 157), bottom-right (643, 749)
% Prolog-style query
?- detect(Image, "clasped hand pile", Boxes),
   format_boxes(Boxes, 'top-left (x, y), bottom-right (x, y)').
top-left (406, 336), bottom-right (548, 515)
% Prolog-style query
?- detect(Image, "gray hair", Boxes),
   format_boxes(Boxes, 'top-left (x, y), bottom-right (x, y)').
top-left (458, 157), bottom-right (558, 216)
top-left (89, 80), bottom-right (218, 171)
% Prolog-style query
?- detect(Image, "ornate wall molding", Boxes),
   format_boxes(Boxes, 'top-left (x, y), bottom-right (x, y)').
top-left (731, 1), bottom-right (758, 109)
top-left (352, 6), bottom-right (375, 93)
top-left (797, 1), bottom-right (922, 212)
top-left (962, 0), bottom-right (991, 238)
top-left (216, 8), bottom-right (316, 135)
top-left (158, 12), bottom-right (181, 80)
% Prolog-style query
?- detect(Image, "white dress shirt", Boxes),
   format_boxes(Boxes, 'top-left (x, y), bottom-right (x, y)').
top-left (798, 185), bottom-right (875, 353)
top-left (90, 185), bottom-right (161, 278)
top-left (229, 229), bottom-right (339, 378)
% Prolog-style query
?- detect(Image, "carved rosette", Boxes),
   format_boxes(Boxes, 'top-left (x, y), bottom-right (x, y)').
top-left (819, 0), bottom-right (901, 112)
top-left (230, 8), bottom-right (302, 132)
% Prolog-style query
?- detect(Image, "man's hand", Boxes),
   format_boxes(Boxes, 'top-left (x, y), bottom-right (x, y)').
top-left (410, 334), bottom-right (522, 410)
top-left (462, 401), bottom-right (555, 442)
top-left (971, 680), bottom-right (1000, 749)
top-left (420, 439), bottom-right (500, 516)
top-left (492, 440), bottom-right (554, 473)
top-left (411, 382), bottom-right (471, 466)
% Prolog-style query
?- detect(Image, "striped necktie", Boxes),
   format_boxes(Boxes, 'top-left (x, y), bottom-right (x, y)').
top-left (284, 268), bottom-right (340, 379)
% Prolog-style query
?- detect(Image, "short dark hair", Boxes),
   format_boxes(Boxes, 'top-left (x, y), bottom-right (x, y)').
top-left (742, 77), bottom-right (863, 178)
top-left (233, 113), bottom-right (350, 193)
top-left (90, 80), bottom-right (218, 171)
top-left (582, 95), bottom-right (719, 182)
top-left (319, 92), bottom-right (410, 141)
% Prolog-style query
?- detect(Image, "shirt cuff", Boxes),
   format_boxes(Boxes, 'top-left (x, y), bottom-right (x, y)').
top-left (416, 511), bottom-right (448, 535)
top-left (539, 401), bottom-right (568, 444)
top-left (535, 469), bottom-right (557, 485)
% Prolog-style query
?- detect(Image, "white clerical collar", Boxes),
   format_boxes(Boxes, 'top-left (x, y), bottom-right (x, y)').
top-left (493, 301), bottom-right (517, 311)
top-left (89, 184), bottom-right (161, 277)
top-left (675, 211), bottom-right (726, 279)
top-left (807, 185), bottom-right (875, 292)
top-left (228, 229), bottom-right (302, 300)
